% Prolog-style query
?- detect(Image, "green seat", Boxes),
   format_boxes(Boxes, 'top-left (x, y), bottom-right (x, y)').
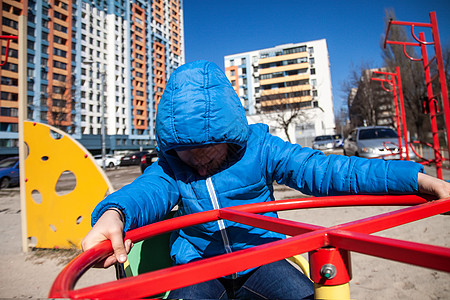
top-left (115, 211), bottom-right (176, 298)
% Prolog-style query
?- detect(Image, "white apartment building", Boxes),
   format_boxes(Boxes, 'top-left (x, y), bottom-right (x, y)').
top-left (224, 39), bottom-right (335, 147)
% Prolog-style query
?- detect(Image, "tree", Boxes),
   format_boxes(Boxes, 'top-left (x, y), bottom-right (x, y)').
top-left (258, 87), bottom-right (310, 143)
top-left (343, 62), bottom-right (394, 128)
top-left (45, 73), bottom-right (76, 134)
top-left (265, 104), bottom-right (308, 144)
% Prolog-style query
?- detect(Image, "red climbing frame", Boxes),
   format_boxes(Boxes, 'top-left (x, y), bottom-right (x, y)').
top-left (384, 11), bottom-right (450, 179)
top-left (49, 195), bottom-right (450, 299)
top-left (371, 67), bottom-right (410, 160)
top-left (0, 35), bottom-right (18, 67)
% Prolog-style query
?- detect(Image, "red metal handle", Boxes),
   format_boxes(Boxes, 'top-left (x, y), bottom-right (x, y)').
top-left (49, 195), bottom-right (450, 299)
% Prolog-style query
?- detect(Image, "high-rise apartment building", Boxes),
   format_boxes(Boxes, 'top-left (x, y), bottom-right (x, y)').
top-left (224, 40), bottom-right (335, 146)
top-left (0, 0), bottom-right (184, 157)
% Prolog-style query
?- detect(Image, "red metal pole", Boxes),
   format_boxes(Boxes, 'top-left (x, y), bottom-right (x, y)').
top-left (0, 35), bottom-right (18, 66)
top-left (371, 71), bottom-right (409, 160)
top-left (390, 74), bottom-right (404, 159)
top-left (396, 67), bottom-right (410, 160)
top-left (420, 31), bottom-right (442, 179)
top-left (429, 11), bottom-right (450, 163)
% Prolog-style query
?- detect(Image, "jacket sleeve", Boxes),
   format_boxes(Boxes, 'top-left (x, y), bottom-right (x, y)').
top-left (91, 157), bottom-right (179, 232)
top-left (262, 130), bottom-right (424, 196)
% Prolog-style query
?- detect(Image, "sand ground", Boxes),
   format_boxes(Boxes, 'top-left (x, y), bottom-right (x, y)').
top-left (0, 164), bottom-right (449, 299)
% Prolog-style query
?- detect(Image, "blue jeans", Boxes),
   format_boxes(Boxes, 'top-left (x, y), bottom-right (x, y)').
top-left (167, 259), bottom-right (314, 299)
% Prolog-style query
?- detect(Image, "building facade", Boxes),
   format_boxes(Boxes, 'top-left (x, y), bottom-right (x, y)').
top-left (224, 40), bottom-right (335, 147)
top-left (0, 0), bottom-right (184, 157)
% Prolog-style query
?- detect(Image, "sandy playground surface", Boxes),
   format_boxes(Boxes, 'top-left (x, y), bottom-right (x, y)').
top-left (0, 165), bottom-right (449, 299)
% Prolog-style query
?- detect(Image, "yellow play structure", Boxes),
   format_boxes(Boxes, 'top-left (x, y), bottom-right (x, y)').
top-left (23, 121), bottom-right (113, 249)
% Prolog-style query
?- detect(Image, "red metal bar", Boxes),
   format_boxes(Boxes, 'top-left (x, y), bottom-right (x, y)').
top-left (389, 20), bottom-right (432, 28)
top-left (57, 232), bottom-right (328, 299)
top-left (383, 11), bottom-right (450, 178)
top-left (219, 208), bottom-right (322, 236)
top-left (49, 195), bottom-right (446, 299)
top-left (396, 66), bottom-right (410, 160)
top-left (0, 35), bottom-right (18, 67)
top-left (371, 71), bottom-right (408, 160)
top-left (420, 31), bottom-right (443, 179)
top-left (328, 198), bottom-right (450, 234)
top-left (391, 74), bottom-right (404, 159)
top-left (226, 194), bottom-right (429, 215)
top-left (329, 230), bottom-right (450, 272)
top-left (430, 12), bottom-right (450, 163)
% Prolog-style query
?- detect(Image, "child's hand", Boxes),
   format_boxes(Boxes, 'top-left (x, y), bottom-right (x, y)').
top-left (417, 173), bottom-right (450, 200)
top-left (81, 209), bottom-right (133, 268)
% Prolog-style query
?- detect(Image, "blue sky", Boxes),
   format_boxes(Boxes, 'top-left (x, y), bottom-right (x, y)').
top-left (182, 0), bottom-right (450, 114)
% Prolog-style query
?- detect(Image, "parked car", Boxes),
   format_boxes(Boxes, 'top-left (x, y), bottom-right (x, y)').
top-left (120, 151), bottom-right (149, 166)
top-left (343, 126), bottom-right (416, 160)
top-left (312, 135), bottom-right (335, 150)
top-left (140, 150), bottom-right (159, 173)
top-left (94, 154), bottom-right (120, 168)
top-left (333, 134), bottom-right (344, 148)
top-left (0, 156), bottom-right (19, 189)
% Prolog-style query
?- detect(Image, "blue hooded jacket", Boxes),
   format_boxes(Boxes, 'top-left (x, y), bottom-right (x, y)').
top-left (92, 60), bottom-right (423, 273)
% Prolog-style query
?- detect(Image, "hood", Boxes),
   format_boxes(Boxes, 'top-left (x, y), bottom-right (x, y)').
top-left (156, 60), bottom-right (249, 154)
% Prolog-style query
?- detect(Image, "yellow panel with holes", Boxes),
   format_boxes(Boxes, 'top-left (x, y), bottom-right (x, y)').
top-left (24, 121), bottom-right (114, 249)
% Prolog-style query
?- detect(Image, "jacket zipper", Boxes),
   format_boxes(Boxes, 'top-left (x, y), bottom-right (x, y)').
top-left (206, 177), bottom-right (237, 279)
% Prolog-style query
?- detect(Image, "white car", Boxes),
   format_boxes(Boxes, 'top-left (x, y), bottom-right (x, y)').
top-left (343, 126), bottom-right (416, 160)
top-left (312, 135), bottom-right (335, 150)
top-left (94, 155), bottom-right (120, 168)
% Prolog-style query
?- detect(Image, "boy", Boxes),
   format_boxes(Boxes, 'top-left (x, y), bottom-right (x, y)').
top-left (82, 60), bottom-right (450, 299)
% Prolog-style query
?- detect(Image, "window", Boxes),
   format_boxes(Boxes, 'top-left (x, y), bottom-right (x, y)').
top-left (2, 47), bottom-right (18, 58)
top-left (27, 54), bottom-right (34, 63)
top-left (53, 61), bottom-right (67, 70)
top-left (1, 92), bottom-right (19, 101)
top-left (3, 62), bottom-right (18, 72)
top-left (54, 36), bottom-right (67, 45)
top-left (53, 73), bottom-right (66, 81)
top-left (27, 40), bottom-right (35, 50)
top-left (283, 46), bottom-right (306, 55)
top-left (28, 26), bottom-right (35, 36)
top-left (54, 48), bottom-right (67, 57)
top-left (54, 23), bottom-right (68, 33)
top-left (54, 11), bottom-right (67, 21)
top-left (2, 17), bottom-right (18, 29)
top-left (1, 76), bottom-right (18, 85)
top-left (310, 68), bottom-right (316, 75)
top-left (53, 86), bottom-right (65, 94)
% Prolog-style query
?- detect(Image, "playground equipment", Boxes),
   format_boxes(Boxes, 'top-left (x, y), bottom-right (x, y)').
top-left (49, 194), bottom-right (450, 299)
top-left (383, 11), bottom-right (450, 179)
top-left (371, 67), bottom-right (410, 161)
top-left (23, 121), bottom-right (114, 249)
top-left (0, 35), bottom-right (18, 66)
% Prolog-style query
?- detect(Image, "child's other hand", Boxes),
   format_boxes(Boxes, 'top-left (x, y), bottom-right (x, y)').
top-left (81, 209), bottom-right (133, 268)
top-left (417, 173), bottom-right (450, 200)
